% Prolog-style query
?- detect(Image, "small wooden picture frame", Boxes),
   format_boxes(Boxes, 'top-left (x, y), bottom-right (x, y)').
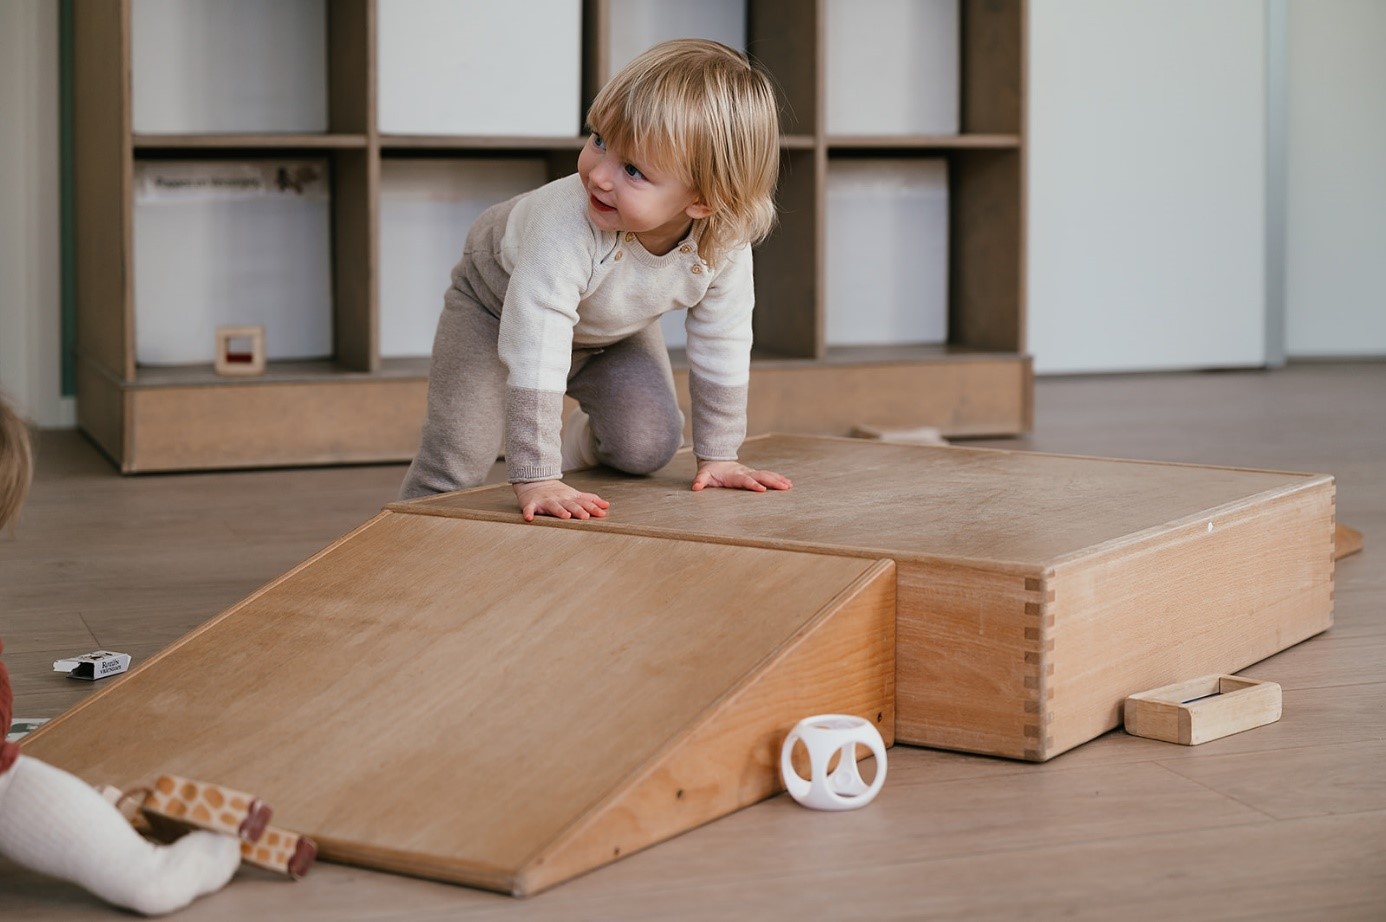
top-left (215, 325), bottom-right (266, 376)
top-left (1124, 674), bottom-right (1282, 745)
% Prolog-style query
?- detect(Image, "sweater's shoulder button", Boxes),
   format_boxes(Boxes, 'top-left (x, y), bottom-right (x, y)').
top-left (690, 264), bottom-right (703, 274)
top-left (625, 232), bottom-right (636, 242)
top-left (614, 250), bottom-right (623, 261)
top-left (679, 244), bottom-right (692, 254)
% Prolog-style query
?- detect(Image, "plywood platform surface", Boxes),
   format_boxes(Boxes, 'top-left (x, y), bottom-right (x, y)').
top-left (399, 435), bottom-right (1330, 569)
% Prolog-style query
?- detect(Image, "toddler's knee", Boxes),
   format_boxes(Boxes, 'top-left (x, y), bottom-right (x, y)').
top-left (603, 418), bottom-right (682, 475)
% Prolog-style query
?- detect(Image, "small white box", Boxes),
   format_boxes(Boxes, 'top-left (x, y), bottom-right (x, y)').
top-left (133, 160), bottom-right (334, 366)
top-left (826, 0), bottom-right (959, 136)
top-left (132, 0), bottom-right (328, 134)
top-left (54, 651), bottom-right (132, 681)
top-left (826, 159), bottom-right (949, 347)
top-left (379, 159), bottom-right (549, 358)
top-left (377, 0), bottom-right (582, 136)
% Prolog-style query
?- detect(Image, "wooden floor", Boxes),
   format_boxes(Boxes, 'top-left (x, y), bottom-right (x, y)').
top-left (3, 362), bottom-right (1384, 920)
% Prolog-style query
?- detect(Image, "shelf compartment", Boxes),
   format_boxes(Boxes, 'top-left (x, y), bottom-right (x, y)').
top-left (131, 0), bottom-right (329, 135)
top-left (131, 159), bottom-right (335, 368)
top-left (825, 158), bottom-right (950, 350)
top-left (377, 0), bottom-right (582, 137)
top-left (682, 349), bottom-right (1033, 441)
top-left (378, 158), bottom-right (550, 358)
top-left (604, 0), bottom-right (747, 78)
top-left (825, 0), bottom-right (960, 137)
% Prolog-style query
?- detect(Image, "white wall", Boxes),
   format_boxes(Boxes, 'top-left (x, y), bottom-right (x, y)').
top-left (0, 1), bottom-right (68, 427)
top-left (1284, 0), bottom-right (1386, 357)
top-left (1027, 0), bottom-right (1268, 374)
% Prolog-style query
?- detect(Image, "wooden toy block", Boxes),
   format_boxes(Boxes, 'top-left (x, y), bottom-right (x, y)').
top-left (851, 423), bottom-right (949, 445)
top-left (1335, 522), bottom-right (1363, 560)
top-left (238, 825), bottom-right (318, 880)
top-left (214, 324), bottom-right (266, 376)
top-left (142, 773), bottom-right (272, 843)
top-left (1124, 674), bottom-right (1283, 745)
top-left (98, 782), bottom-right (316, 879)
top-left (21, 518), bottom-right (895, 896)
top-left (398, 434), bottom-right (1336, 762)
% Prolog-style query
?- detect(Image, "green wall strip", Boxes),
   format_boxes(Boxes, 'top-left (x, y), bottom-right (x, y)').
top-left (59, 0), bottom-right (75, 396)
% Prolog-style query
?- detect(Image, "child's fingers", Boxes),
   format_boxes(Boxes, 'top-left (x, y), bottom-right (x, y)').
top-left (729, 472), bottom-right (767, 491)
top-left (570, 492), bottom-right (608, 518)
top-left (530, 492), bottom-right (609, 521)
top-left (692, 467), bottom-right (791, 492)
top-left (548, 498), bottom-right (580, 519)
top-left (753, 470), bottom-right (793, 490)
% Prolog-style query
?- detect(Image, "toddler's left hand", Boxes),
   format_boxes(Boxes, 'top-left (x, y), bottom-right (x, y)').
top-left (691, 460), bottom-right (793, 493)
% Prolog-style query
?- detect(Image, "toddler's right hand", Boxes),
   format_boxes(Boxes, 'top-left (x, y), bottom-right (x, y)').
top-left (513, 480), bottom-right (610, 522)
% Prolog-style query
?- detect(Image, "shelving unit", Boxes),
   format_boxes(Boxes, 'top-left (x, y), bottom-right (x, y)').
top-left (72, 0), bottom-right (1029, 473)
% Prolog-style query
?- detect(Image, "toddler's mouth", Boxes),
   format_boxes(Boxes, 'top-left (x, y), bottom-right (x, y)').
top-left (589, 194), bottom-right (616, 213)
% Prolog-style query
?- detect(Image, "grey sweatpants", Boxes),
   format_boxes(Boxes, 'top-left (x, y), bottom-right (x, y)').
top-left (399, 283), bottom-right (684, 499)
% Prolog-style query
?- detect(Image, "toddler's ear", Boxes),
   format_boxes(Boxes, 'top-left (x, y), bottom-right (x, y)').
top-left (686, 201), bottom-right (714, 220)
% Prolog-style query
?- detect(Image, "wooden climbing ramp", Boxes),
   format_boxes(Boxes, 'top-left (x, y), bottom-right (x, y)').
top-left (21, 512), bottom-right (895, 895)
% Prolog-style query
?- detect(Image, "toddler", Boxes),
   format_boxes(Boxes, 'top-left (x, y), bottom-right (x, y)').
top-left (400, 39), bottom-right (793, 520)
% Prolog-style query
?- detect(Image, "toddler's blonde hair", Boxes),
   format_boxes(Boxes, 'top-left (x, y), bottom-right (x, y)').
top-left (586, 39), bottom-right (779, 267)
top-left (0, 392), bottom-right (33, 530)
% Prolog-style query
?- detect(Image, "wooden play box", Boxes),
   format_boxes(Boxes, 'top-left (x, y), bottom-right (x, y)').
top-left (399, 435), bottom-right (1336, 761)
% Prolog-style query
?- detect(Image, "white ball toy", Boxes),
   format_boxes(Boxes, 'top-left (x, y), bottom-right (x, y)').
top-left (779, 714), bottom-right (887, 811)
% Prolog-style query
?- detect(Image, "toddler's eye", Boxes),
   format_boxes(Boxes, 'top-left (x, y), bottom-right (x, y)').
top-left (591, 133), bottom-right (605, 149)
top-left (624, 163), bottom-right (645, 180)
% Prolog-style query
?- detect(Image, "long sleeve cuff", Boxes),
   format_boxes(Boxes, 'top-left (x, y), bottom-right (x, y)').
top-left (689, 372), bottom-right (748, 461)
top-left (505, 386), bottom-right (566, 482)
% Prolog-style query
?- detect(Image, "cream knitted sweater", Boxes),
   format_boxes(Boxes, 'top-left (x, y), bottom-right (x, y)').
top-left (455, 173), bottom-right (755, 481)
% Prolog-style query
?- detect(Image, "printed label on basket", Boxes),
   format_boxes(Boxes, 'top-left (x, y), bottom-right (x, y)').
top-left (136, 161), bottom-right (329, 204)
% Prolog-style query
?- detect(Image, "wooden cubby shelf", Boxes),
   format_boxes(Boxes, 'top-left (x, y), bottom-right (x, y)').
top-left (73, 0), bottom-right (1030, 473)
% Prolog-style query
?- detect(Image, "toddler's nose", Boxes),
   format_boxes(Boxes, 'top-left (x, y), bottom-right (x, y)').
top-left (590, 160), bottom-right (616, 190)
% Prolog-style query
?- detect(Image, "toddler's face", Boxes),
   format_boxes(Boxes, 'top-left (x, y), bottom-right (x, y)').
top-left (578, 131), bottom-right (712, 256)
